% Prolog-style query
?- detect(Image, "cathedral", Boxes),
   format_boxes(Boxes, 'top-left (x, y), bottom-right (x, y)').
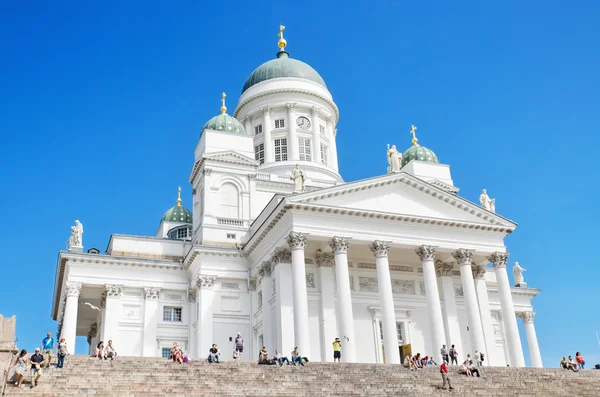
top-left (51, 27), bottom-right (542, 367)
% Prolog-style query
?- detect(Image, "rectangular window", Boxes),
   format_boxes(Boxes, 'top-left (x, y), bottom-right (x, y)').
top-left (227, 233), bottom-right (236, 239)
top-left (254, 124), bottom-right (263, 135)
top-left (298, 138), bottom-right (312, 161)
top-left (163, 306), bottom-right (182, 322)
top-left (254, 143), bottom-right (265, 165)
top-left (274, 138), bottom-right (288, 162)
top-left (275, 119), bottom-right (285, 129)
top-left (320, 125), bottom-right (325, 135)
top-left (161, 348), bottom-right (171, 358)
top-left (320, 144), bottom-right (329, 165)
top-left (379, 321), bottom-right (404, 344)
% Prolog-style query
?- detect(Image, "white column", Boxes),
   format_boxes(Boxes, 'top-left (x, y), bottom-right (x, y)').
top-left (259, 262), bottom-right (274, 352)
top-left (369, 240), bottom-right (400, 364)
top-left (497, 310), bottom-right (511, 366)
top-left (473, 266), bottom-right (497, 365)
top-left (518, 312), bottom-right (542, 367)
top-left (316, 250), bottom-right (337, 362)
top-left (142, 287), bottom-right (161, 356)
top-left (187, 291), bottom-right (196, 359)
top-left (329, 237), bottom-right (356, 362)
top-left (415, 245), bottom-right (446, 362)
top-left (310, 106), bottom-right (322, 165)
top-left (326, 117), bottom-right (339, 172)
top-left (286, 232), bottom-right (310, 356)
top-left (101, 285), bottom-right (123, 346)
top-left (287, 103), bottom-right (298, 161)
top-left (243, 115), bottom-right (252, 136)
top-left (61, 282), bottom-right (82, 353)
top-left (489, 252), bottom-right (525, 367)
top-left (436, 261), bottom-right (463, 356)
top-left (452, 249), bottom-right (486, 357)
top-left (196, 275), bottom-right (216, 359)
top-left (261, 106), bottom-right (273, 163)
top-left (272, 249), bottom-right (295, 353)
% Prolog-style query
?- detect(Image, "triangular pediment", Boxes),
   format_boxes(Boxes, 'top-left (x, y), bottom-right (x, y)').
top-left (288, 173), bottom-right (515, 228)
top-left (203, 151), bottom-right (258, 166)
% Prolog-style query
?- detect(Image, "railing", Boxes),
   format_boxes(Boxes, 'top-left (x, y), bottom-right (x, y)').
top-left (255, 173), bottom-right (270, 181)
top-left (1, 341), bottom-right (17, 396)
top-left (216, 218), bottom-right (245, 227)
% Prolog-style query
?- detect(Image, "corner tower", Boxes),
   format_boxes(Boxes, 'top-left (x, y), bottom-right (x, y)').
top-left (234, 26), bottom-right (343, 184)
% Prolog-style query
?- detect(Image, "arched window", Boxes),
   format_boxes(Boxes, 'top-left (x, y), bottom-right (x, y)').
top-left (219, 183), bottom-right (239, 219)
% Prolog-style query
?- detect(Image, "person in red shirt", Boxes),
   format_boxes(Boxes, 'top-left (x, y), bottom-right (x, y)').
top-left (440, 362), bottom-right (454, 391)
top-left (575, 352), bottom-right (585, 369)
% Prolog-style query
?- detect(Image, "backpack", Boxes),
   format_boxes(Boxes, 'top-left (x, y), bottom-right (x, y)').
top-left (449, 348), bottom-right (456, 358)
top-left (480, 352), bottom-right (485, 362)
top-left (58, 344), bottom-right (68, 357)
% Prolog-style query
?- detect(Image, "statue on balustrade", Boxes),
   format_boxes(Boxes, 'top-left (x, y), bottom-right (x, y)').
top-left (290, 164), bottom-right (305, 193)
top-left (68, 220), bottom-right (84, 249)
top-left (513, 262), bottom-right (527, 287)
top-left (387, 144), bottom-right (402, 174)
top-left (479, 189), bottom-right (496, 213)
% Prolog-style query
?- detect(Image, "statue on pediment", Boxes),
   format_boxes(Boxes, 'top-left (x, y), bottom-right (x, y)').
top-left (513, 262), bottom-right (526, 286)
top-left (479, 189), bottom-right (496, 213)
top-left (387, 144), bottom-right (402, 174)
top-left (290, 164), bottom-right (305, 193)
top-left (69, 220), bottom-right (84, 249)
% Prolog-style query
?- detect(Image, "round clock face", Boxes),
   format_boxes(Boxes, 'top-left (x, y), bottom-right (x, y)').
top-left (296, 116), bottom-right (311, 129)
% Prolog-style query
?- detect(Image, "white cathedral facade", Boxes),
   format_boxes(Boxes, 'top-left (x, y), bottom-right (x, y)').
top-left (51, 28), bottom-right (543, 367)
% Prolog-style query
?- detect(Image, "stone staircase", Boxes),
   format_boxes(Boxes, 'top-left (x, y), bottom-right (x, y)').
top-left (3, 356), bottom-right (600, 397)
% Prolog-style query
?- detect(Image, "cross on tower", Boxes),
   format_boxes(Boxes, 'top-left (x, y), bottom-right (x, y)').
top-left (410, 125), bottom-right (418, 146)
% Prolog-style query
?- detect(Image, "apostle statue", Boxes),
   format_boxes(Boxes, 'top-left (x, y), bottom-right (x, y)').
top-left (479, 189), bottom-right (496, 213)
top-left (513, 262), bottom-right (526, 286)
top-left (290, 164), bottom-right (305, 193)
top-left (387, 144), bottom-right (402, 174)
top-left (69, 220), bottom-right (84, 249)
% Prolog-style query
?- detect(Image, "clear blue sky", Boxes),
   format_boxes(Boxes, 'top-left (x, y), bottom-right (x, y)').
top-left (1, 0), bottom-right (599, 366)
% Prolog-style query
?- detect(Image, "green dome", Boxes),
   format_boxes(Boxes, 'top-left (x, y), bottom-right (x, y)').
top-left (401, 145), bottom-right (440, 167)
top-left (162, 204), bottom-right (192, 223)
top-left (242, 52), bottom-right (326, 94)
top-left (202, 113), bottom-right (246, 136)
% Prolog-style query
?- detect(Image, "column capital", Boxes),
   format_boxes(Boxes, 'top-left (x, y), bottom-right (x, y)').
top-left (248, 278), bottom-right (257, 292)
top-left (369, 240), bottom-right (391, 258)
top-left (196, 275), bottom-right (217, 289)
top-left (271, 248), bottom-right (292, 265)
top-left (329, 236), bottom-right (350, 254)
top-left (517, 311), bottom-right (535, 324)
top-left (259, 261), bottom-right (273, 277)
top-left (286, 232), bottom-right (306, 251)
top-left (452, 248), bottom-right (474, 266)
top-left (143, 287), bottom-right (161, 300)
top-left (415, 245), bottom-right (436, 262)
top-left (310, 106), bottom-right (320, 116)
top-left (315, 249), bottom-right (335, 267)
top-left (472, 265), bottom-right (487, 280)
top-left (65, 281), bottom-right (82, 297)
top-left (488, 252), bottom-right (510, 269)
top-left (286, 102), bottom-right (297, 112)
top-left (105, 284), bottom-right (123, 298)
top-left (435, 260), bottom-right (454, 277)
top-left (260, 105), bottom-right (271, 116)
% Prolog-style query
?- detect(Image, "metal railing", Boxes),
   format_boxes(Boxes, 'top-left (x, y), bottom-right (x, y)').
top-left (1, 340), bottom-right (18, 396)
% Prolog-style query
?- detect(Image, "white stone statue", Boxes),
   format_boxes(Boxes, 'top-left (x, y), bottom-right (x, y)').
top-left (387, 144), bottom-right (402, 174)
top-left (479, 189), bottom-right (496, 213)
top-left (513, 262), bottom-right (526, 286)
top-left (69, 220), bottom-right (84, 249)
top-left (290, 164), bottom-right (305, 193)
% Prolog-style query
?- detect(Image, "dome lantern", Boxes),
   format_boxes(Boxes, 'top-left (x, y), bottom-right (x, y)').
top-left (201, 92), bottom-right (246, 137)
top-left (401, 125), bottom-right (440, 168)
top-left (161, 187), bottom-right (192, 224)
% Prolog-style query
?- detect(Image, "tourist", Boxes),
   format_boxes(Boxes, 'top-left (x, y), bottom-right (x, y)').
top-left (560, 356), bottom-right (568, 369)
top-left (440, 344), bottom-right (449, 364)
top-left (440, 361), bottom-right (454, 391)
top-left (460, 360), bottom-right (472, 376)
top-left (567, 355), bottom-right (579, 372)
top-left (95, 342), bottom-right (105, 359)
top-left (11, 349), bottom-right (28, 388)
top-left (41, 332), bottom-right (54, 368)
top-left (467, 360), bottom-right (481, 377)
top-left (413, 353), bottom-right (423, 369)
top-left (475, 350), bottom-right (484, 366)
top-left (170, 342), bottom-right (178, 360)
top-left (30, 348), bottom-right (44, 387)
top-left (105, 340), bottom-right (117, 360)
top-left (259, 346), bottom-right (269, 363)
top-left (183, 354), bottom-right (190, 363)
top-left (576, 352), bottom-right (585, 369)
top-left (208, 344), bottom-right (220, 363)
top-left (56, 338), bottom-right (69, 369)
top-left (173, 346), bottom-right (184, 364)
top-left (333, 338), bottom-right (342, 363)
top-left (427, 356), bottom-right (438, 366)
top-left (403, 354), bottom-right (413, 369)
top-left (234, 333), bottom-right (244, 360)
top-left (291, 346), bottom-right (303, 366)
top-left (449, 345), bottom-right (458, 365)
top-left (273, 349), bottom-right (289, 366)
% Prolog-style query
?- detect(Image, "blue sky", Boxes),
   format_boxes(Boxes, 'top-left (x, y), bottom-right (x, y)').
top-left (1, 0), bottom-right (599, 366)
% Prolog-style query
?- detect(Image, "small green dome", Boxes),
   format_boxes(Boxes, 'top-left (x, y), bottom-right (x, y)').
top-left (242, 52), bottom-right (326, 94)
top-left (162, 204), bottom-right (192, 223)
top-left (401, 145), bottom-right (440, 167)
top-left (202, 113), bottom-right (245, 136)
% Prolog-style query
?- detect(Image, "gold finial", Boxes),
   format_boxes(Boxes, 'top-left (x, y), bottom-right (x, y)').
top-left (410, 125), bottom-right (419, 146)
top-left (220, 92), bottom-right (227, 114)
top-left (177, 186), bottom-right (182, 206)
top-left (278, 25), bottom-right (287, 52)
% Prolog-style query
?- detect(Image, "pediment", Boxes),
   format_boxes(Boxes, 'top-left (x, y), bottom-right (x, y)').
top-left (289, 173), bottom-right (515, 228)
top-left (203, 151), bottom-right (258, 167)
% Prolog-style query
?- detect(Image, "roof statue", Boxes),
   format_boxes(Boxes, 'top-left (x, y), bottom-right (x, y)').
top-left (290, 164), bottom-right (305, 193)
top-left (513, 262), bottom-right (527, 287)
top-left (278, 25), bottom-right (287, 52)
top-left (479, 189), bottom-right (496, 213)
top-left (387, 144), bottom-right (402, 174)
top-left (68, 220), bottom-right (83, 250)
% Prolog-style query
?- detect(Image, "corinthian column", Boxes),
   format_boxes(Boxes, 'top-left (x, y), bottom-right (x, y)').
top-left (101, 285), bottom-right (123, 347)
top-left (287, 103), bottom-right (298, 161)
top-left (261, 106), bottom-right (273, 163)
top-left (310, 106), bottom-right (322, 164)
top-left (436, 261), bottom-right (462, 355)
top-left (415, 245), bottom-right (446, 362)
top-left (452, 249), bottom-right (486, 357)
top-left (196, 275), bottom-right (216, 358)
top-left (369, 240), bottom-right (400, 364)
top-left (61, 281), bottom-right (82, 353)
top-left (316, 249), bottom-right (337, 362)
top-left (259, 262), bottom-right (274, 352)
top-left (142, 287), bottom-right (161, 356)
top-left (517, 311), bottom-right (542, 368)
top-left (272, 249), bottom-right (295, 353)
top-left (488, 252), bottom-right (525, 367)
top-left (472, 266), bottom-right (496, 365)
top-left (329, 237), bottom-right (356, 362)
top-left (286, 232), bottom-right (310, 356)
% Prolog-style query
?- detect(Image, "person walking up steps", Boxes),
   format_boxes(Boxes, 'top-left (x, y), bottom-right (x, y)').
top-left (234, 333), bottom-right (244, 360)
top-left (449, 345), bottom-right (458, 365)
top-left (441, 344), bottom-right (449, 364)
top-left (440, 361), bottom-right (454, 391)
top-left (333, 338), bottom-right (342, 363)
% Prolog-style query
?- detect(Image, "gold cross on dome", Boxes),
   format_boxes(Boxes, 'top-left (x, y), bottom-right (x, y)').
top-left (177, 186), bottom-right (182, 206)
top-left (410, 125), bottom-right (418, 146)
top-left (220, 92), bottom-right (227, 114)
top-left (278, 25), bottom-right (285, 39)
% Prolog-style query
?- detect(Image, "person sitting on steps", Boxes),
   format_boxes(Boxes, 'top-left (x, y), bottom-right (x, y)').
top-left (95, 342), bottom-right (105, 360)
top-left (273, 349), bottom-right (289, 366)
top-left (291, 346), bottom-right (304, 366)
top-left (208, 344), bottom-right (220, 363)
top-left (467, 360), bottom-right (481, 377)
top-left (105, 340), bottom-right (117, 361)
top-left (258, 346), bottom-right (269, 364)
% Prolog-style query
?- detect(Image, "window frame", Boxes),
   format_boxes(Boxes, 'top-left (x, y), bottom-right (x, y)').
top-left (163, 306), bottom-right (183, 322)
top-left (320, 144), bottom-right (329, 165)
top-left (254, 143), bottom-right (265, 165)
top-left (274, 138), bottom-right (288, 162)
top-left (254, 124), bottom-right (263, 135)
top-left (298, 138), bottom-right (312, 162)
top-left (274, 119), bottom-right (285, 129)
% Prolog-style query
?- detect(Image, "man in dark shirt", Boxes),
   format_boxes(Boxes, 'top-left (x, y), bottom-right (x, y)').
top-left (30, 348), bottom-right (44, 387)
top-left (208, 344), bottom-right (220, 363)
top-left (234, 333), bottom-right (244, 360)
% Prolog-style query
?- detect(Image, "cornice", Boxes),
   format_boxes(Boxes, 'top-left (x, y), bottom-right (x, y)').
top-left (183, 245), bottom-right (244, 269)
top-left (189, 152), bottom-right (258, 185)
